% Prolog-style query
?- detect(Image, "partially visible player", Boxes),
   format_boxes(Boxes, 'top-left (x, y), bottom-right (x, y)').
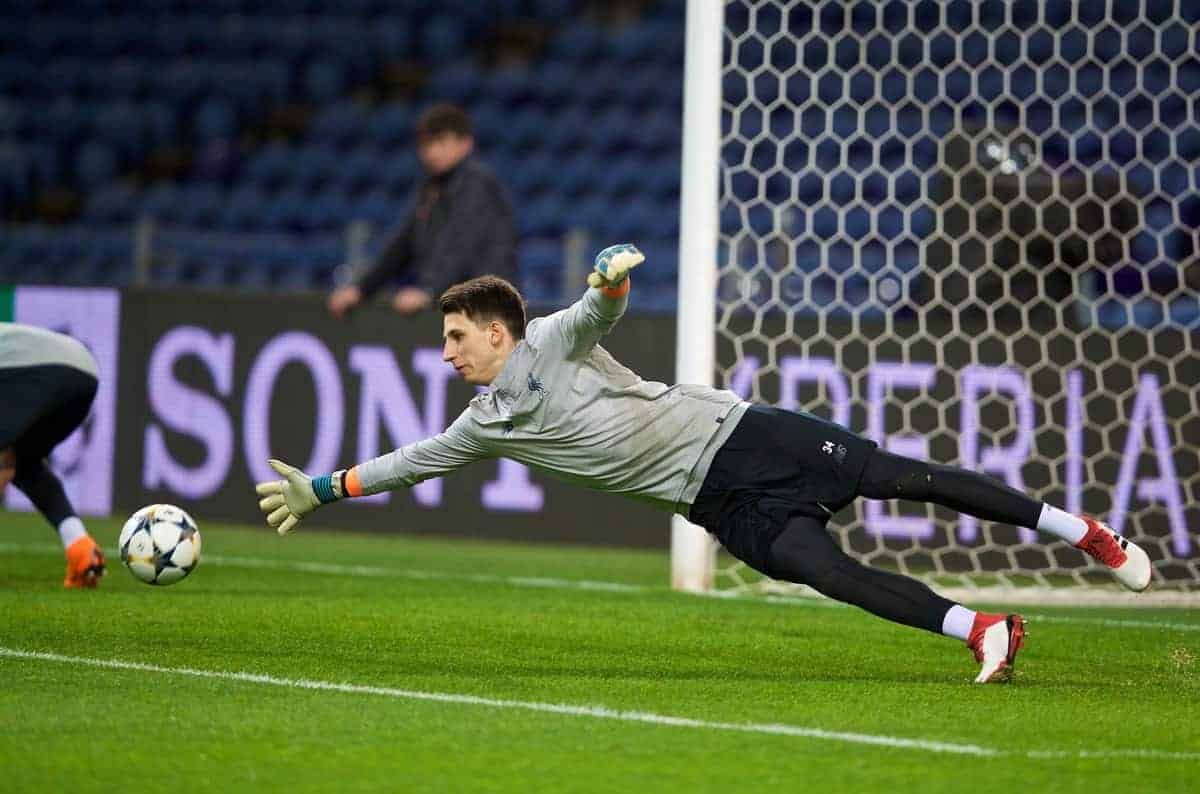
top-left (256, 245), bottom-right (1152, 683)
top-left (0, 323), bottom-right (106, 588)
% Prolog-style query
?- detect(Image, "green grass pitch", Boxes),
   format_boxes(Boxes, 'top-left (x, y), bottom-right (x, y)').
top-left (1, 511), bottom-right (1197, 793)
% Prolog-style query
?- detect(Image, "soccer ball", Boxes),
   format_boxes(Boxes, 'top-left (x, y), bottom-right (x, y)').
top-left (118, 504), bottom-right (202, 586)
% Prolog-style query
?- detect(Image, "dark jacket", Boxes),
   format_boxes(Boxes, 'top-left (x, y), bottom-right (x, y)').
top-left (355, 155), bottom-right (518, 299)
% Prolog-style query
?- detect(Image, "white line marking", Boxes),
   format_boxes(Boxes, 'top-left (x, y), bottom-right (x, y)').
top-left (3, 646), bottom-right (1197, 762)
top-left (0, 646), bottom-right (993, 756)
top-left (1019, 614), bottom-right (1200, 633)
top-left (2, 543), bottom-right (1198, 631)
top-left (758, 592), bottom-right (1200, 632)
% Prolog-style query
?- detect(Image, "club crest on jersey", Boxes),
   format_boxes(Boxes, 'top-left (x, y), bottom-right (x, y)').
top-left (527, 372), bottom-right (546, 396)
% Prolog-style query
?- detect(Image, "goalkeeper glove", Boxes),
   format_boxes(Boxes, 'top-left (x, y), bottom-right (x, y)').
top-left (255, 459), bottom-right (344, 535)
top-left (587, 243), bottom-right (644, 289)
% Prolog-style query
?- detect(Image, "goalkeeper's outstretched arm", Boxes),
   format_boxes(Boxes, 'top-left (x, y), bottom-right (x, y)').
top-left (535, 243), bottom-right (644, 357)
top-left (255, 412), bottom-right (487, 535)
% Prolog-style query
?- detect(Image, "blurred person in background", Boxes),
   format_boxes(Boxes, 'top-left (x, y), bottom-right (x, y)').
top-left (327, 102), bottom-right (518, 318)
top-left (0, 323), bottom-right (106, 588)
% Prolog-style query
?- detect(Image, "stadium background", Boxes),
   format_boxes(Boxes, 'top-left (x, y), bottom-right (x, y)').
top-left (0, 0), bottom-right (1197, 580)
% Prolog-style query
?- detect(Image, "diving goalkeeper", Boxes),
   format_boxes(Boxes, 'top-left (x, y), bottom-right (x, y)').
top-left (255, 244), bottom-right (1153, 684)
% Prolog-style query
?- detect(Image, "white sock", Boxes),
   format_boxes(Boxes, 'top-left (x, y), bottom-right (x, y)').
top-left (57, 516), bottom-right (87, 549)
top-left (1036, 504), bottom-right (1088, 545)
top-left (941, 604), bottom-right (977, 641)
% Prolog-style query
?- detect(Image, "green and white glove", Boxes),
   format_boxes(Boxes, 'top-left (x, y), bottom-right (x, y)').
top-left (255, 459), bottom-right (343, 535)
top-left (587, 243), bottom-right (644, 289)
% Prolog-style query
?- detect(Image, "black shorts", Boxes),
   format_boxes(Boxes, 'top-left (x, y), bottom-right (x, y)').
top-left (0, 365), bottom-right (98, 460)
top-left (688, 404), bottom-right (877, 573)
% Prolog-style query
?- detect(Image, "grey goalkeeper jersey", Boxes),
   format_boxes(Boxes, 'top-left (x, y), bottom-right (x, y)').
top-left (356, 288), bottom-right (750, 514)
top-left (0, 322), bottom-right (98, 377)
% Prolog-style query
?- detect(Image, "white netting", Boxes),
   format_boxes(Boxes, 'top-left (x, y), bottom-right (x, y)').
top-left (712, 0), bottom-right (1199, 601)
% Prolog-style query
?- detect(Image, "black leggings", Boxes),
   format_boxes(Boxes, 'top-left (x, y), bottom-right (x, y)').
top-left (856, 449), bottom-right (1042, 529)
top-left (13, 457), bottom-right (76, 527)
top-left (2, 365), bottom-right (97, 529)
top-left (764, 449), bottom-right (1043, 634)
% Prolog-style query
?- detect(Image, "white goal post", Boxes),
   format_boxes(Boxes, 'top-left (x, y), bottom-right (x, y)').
top-left (674, 0), bottom-right (1199, 604)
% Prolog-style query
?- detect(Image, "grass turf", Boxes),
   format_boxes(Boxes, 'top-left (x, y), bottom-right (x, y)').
top-left (1, 511), bottom-right (1197, 793)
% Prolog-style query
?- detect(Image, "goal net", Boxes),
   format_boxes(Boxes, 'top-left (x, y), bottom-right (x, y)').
top-left (675, 0), bottom-right (1199, 604)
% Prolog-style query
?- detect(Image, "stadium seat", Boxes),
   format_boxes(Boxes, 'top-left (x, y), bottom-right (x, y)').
top-left (368, 105), bottom-right (415, 148)
top-left (311, 101), bottom-right (368, 151)
top-left (262, 189), bottom-right (309, 232)
top-left (194, 98), bottom-right (238, 141)
top-left (305, 60), bottom-right (347, 105)
top-left (177, 185), bottom-right (224, 228)
top-left (288, 145), bottom-right (341, 192)
top-left (549, 23), bottom-right (605, 63)
top-left (422, 16), bottom-right (466, 62)
top-left (429, 61), bottom-right (482, 106)
top-left (353, 188), bottom-right (402, 229)
top-left (83, 182), bottom-right (138, 224)
top-left (222, 185), bottom-right (269, 232)
top-left (75, 141), bottom-right (118, 189)
top-left (245, 143), bottom-right (294, 192)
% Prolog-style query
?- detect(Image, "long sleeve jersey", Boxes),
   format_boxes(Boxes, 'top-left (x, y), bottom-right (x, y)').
top-left (354, 287), bottom-right (750, 514)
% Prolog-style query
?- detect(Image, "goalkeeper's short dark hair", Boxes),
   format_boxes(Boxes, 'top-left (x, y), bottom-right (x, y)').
top-left (440, 276), bottom-right (526, 340)
top-left (416, 103), bottom-right (473, 141)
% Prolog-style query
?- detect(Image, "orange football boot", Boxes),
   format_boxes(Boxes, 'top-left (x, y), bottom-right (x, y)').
top-left (63, 535), bottom-right (106, 589)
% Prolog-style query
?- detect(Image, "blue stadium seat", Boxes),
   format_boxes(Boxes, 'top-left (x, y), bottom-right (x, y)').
top-left (379, 153), bottom-right (420, 194)
top-left (429, 61), bottom-right (482, 105)
top-left (302, 190), bottom-right (355, 232)
top-left (643, 162), bottom-right (679, 201)
top-left (194, 98), bottom-right (237, 141)
top-left (305, 59), bottom-right (347, 105)
top-left (83, 182), bottom-right (138, 224)
top-left (139, 182), bottom-right (183, 224)
top-left (485, 67), bottom-right (538, 108)
top-left (610, 24), bottom-right (660, 64)
top-left (245, 142), bottom-right (294, 191)
top-left (540, 105), bottom-right (592, 155)
top-left (573, 193), bottom-right (610, 237)
top-left (177, 185), bottom-right (225, 228)
top-left (608, 195), bottom-right (660, 240)
top-left (222, 185), bottom-right (270, 232)
top-left (353, 188), bottom-right (402, 228)
top-left (75, 141), bottom-right (118, 189)
top-left (574, 61), bottom-right (626, 108)
top-left (555, 156), bottom-right (596, 198)
top-left (549, 23), bottom-right (604, 62)
top-left (504, 150), bottom-right (554, 197)
top-left (368, 104), bottom-right (415, 148)
top-left (311, 102), bottom-right (368, 151)
top-left (289, 144), bottom-right (341, 191)
top-left (521, 194), bottom-right (565, 237)
top-left (422, 16), bottom-right (466, 62)
top-left (108, 58), bottom-right (150, 99)
top-left (262, 189), bottom-right (308, 232)
top-left (0, 144), bottom-right (33, 200)
top-left (374, 15), bottom-right (413, 59)
top-left (519, 238), bottom-right (563, 304)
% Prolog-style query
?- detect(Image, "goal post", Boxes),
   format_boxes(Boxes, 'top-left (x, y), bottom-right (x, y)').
top-left (672, 0), bottom-right (725, 592)
top-left (674, 0), bottom-right (1200, 603)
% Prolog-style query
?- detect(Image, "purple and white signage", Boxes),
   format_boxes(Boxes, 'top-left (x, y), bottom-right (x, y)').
top-left (140, 328), bottom-right (544, 515)
top-left (728, 354), bottom-right (1189, 553)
